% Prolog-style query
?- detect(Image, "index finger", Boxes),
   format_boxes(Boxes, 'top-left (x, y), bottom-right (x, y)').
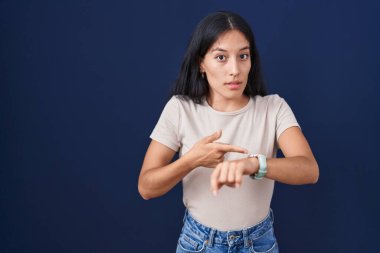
top-left (213, 143), bottom-right (248, 154)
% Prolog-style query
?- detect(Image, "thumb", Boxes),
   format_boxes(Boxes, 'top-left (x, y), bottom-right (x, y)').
top-left (203, 130), bottom-right (222, 143)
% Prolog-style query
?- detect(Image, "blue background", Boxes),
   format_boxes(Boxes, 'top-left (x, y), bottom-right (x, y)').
top-left (1, 0), bottom-right (379, 252)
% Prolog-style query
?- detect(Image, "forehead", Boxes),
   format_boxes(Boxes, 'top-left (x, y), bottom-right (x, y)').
top-left (209, 30), bottom-right (250, 52)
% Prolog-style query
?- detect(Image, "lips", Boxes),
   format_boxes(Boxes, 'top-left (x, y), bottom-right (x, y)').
top-left (225, 81), bottom-right (242, 90)
top-left (226, 81), bottom-right (242, 85)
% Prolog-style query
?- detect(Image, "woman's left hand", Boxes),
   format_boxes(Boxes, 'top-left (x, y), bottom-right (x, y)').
top-left (210, 157), bottom-right (259, 195)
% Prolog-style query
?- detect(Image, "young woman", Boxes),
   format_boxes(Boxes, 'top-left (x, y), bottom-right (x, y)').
top-left (138, 11), bottom-right (319, 253)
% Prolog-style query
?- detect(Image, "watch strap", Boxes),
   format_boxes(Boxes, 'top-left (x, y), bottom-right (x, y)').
top-left (248, 153), bottom-right (267, 180)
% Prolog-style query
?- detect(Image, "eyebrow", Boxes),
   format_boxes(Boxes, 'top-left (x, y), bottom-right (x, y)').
top-left (211, 46), bottom-right (250, 52)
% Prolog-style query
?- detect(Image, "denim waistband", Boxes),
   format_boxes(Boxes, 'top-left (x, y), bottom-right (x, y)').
top-left (182, 208), bottom-right (274, 247)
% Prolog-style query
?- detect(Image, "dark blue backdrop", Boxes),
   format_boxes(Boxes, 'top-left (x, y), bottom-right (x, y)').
top-left (1, 0), bottom-right (379, 252)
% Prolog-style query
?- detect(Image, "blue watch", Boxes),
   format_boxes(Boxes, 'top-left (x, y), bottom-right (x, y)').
top-left (248, 154), bottom-right (267, 180)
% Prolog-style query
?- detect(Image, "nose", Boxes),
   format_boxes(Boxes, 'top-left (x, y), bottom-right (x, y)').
top-left (229, 58), bottom-right (240, 77)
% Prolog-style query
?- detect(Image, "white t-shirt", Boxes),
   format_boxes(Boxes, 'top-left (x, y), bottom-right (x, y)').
top-left (150, 94), bottom-right (300, 231)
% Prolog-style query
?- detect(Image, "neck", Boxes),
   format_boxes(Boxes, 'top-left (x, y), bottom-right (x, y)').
top-left (206, 94), bottom-right (250, 112)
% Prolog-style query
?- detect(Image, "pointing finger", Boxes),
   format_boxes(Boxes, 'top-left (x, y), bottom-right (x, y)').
top-left (215, 144), bottom-right (248, 154)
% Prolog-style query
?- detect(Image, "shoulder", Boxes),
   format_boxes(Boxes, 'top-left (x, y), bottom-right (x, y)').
top-left (160, 95), bottom-right (197, 118)
top-left (255, 94), bottom-right (283, 103)
top-left (168, 95), bottom-right (203, 110)
top-left (163, 95), bottom-right (187, 109)
top-left (253, 94), bottom-right (285, 110)
top-left (171, 95), bottom-right (198, 104)
top-left (167, 95), bottom-right (190, 105)
top-left (158, 96), bottom-right (183, 116)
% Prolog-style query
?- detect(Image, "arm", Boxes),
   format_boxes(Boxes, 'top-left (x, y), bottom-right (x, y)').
top-left (210, 126), bottom-right (319, 193)
top-left (265, 126), bottom-right (319, 185)
top-left (138, 140), bottom-right (195, 200)
top-left (138, 130), bottom-right (248, 200)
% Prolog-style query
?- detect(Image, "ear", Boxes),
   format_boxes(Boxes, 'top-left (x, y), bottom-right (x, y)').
top-left (198, 57), bottom-right (205, 73)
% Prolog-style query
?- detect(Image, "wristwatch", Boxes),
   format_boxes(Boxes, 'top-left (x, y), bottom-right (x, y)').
top-left (248, 153), bottom-right (267, 180)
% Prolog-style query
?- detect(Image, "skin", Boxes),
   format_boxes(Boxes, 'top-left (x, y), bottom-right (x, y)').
top-left (138, 29), bottom-right (319, 200)
top-left (200, 30), bottom-right (251, 112)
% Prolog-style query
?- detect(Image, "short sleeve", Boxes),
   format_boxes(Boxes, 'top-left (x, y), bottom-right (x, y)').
top-left (149, 96), bottom-right (181, 152)
top-left (275, 95), bottom-right (301, 142)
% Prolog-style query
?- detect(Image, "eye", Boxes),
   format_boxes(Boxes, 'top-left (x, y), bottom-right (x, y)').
top-left (215, 55), bottom-right (227, 61)
top-left (240, 54), bottom-right (250, 60)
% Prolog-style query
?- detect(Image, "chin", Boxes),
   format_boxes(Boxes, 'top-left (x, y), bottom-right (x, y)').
top-left (223, 92), bottom-right (245, 100)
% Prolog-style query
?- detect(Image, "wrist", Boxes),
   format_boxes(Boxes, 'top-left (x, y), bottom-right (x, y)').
top-left (247, 153), bottom-right (267, 180)
top-left (182, 151), bottom-right (199, 170)
top-left (247, 156), bottom-right (259, 174)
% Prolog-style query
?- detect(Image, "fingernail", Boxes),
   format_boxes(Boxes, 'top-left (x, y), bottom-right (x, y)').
top-left (213, 190), bottom-right (218, 196)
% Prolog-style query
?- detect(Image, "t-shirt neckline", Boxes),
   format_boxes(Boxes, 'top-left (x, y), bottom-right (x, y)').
top-left (204, 96), bottom-right (253, 116)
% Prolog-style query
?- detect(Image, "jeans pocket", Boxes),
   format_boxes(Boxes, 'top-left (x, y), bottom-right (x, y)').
top-left (249, 227), bottom-right (278, 253)
top-left (176, 233), bottom-right (206, 253)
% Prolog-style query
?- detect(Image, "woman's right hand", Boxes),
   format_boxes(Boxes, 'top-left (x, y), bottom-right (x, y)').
top-left (186, 130), bottom-right (248, 168)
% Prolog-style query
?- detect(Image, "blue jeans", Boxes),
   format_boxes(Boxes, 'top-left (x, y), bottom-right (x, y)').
top-left (176, 209), bottom-right (279, 253)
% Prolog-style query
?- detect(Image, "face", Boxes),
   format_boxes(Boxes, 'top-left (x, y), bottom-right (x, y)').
top-left (200, 29), bottom-right (251, 102)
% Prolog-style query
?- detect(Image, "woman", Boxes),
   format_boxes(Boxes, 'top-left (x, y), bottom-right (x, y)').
top-left (138, 11), bottom-right (319, 253)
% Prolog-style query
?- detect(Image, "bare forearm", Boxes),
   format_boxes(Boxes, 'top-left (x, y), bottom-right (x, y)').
top-left (138, 154), bottom-right (196, 200)
top-left (265, 156), bottom-right (319, 185)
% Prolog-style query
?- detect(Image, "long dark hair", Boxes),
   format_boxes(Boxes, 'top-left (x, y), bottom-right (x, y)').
top-left (171, 11), bottom-right (267, 104)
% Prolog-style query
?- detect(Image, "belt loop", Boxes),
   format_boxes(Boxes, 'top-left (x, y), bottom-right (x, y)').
top-left (183, 209), bottom-right (188, 224)
top-left (270, 208), bottom-right (274, 225)
top-left (243, 228), bottom-right (249, 248)
top-left (208, 229), bottom-right (216, 246)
